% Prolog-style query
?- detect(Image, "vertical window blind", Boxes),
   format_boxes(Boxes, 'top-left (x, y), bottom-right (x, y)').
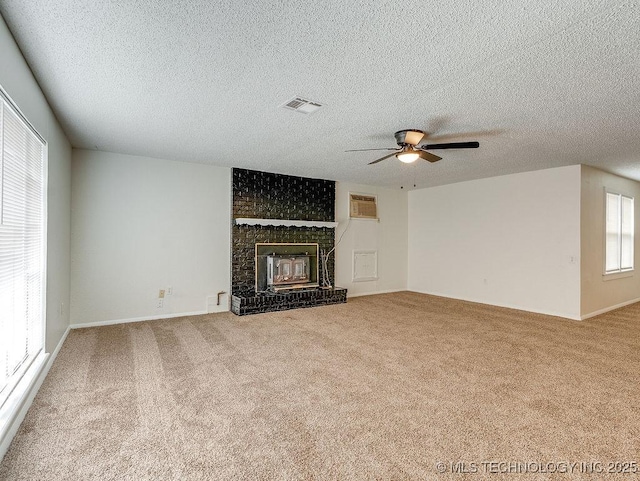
top-left (605, 192), bottom-right (634, 274)
top-left (0, 89), bottom-right (46, 410)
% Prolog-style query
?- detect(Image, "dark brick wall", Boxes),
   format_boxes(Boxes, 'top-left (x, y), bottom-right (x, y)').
top-left (233, 168), bottom-right (334, 221)
top-left (231, 169), bottom-right (336, 295)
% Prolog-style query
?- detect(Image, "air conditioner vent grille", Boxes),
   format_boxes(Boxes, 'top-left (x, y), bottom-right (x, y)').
top-left (281, 96), bottom-right (323, 114)
top-left (285, 98), bottom-right (306, 109)
top-left (350, 193), bottom-right (377, 219)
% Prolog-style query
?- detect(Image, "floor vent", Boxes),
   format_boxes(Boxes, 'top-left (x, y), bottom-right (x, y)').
top-left (281, 96), bottom-right (323, 114)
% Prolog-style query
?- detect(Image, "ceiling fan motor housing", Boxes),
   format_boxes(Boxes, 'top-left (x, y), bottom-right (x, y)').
top-left (394, 129), bottom-right (425, 146)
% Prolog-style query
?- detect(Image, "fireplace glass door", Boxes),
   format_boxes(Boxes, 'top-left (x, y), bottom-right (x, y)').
top-left (256, 243), bottom-right (319, 292)
top-left (267, 256), bottom-right (310, 287)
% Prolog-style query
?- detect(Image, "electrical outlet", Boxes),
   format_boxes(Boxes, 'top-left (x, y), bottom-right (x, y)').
top-left (59, 302), bottom-right (64, 317)
top-left (159, 289), bottom-right (165, 299)
top-left (167, 286), bottom-right (173, 295)
top-left (157, 299), bottom-right (164, 308)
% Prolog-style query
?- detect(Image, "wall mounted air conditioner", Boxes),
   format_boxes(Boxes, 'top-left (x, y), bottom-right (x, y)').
top-left (349, 193), bottom-right (377, 219)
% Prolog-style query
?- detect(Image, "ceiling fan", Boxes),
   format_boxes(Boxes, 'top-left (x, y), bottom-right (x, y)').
top-left (346, 129), bottom-right (479, 165)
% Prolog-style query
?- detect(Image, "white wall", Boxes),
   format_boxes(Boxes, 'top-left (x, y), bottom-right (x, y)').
top-left (71, 150), bottom-right (231, 325)
top-left (408, 165), bottom-right (582, 319)
top-left (1, 14), bottom-right (72, 461)
top-left (581, 165), bottom-right (640, 318)
top-left (335, 182), bottom-right (408, 296)
top-left (0, 15), bottom-right (72, 352)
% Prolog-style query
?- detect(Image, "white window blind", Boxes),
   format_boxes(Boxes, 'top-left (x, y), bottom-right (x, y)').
top-left (605, 192), bottom-right (634, 274)
top-left (0, 89), bottom-right (46, 410)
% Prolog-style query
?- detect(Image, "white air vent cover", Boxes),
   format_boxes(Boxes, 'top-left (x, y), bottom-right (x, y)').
top-left (281, 96), bottom-right (323, 114)
top-left (353, 250), bottom-right (378, 282)
top-left (350, 193), bottom-right (377, 219)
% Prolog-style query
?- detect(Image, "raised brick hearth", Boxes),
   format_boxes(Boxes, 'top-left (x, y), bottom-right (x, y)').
top-left (231, 288), bottom-right (347, 316)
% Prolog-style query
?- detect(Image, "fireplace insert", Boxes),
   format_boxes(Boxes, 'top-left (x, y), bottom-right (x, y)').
top-left (256, 243), bottom-right (319, 292)
top-left (267, 255), bottom-right (310, 287)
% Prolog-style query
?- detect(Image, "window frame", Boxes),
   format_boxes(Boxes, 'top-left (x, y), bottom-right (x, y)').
top-left (603, 188), bottom-right (634, 277)
top-left (0, 84), bottom-right (48, 417)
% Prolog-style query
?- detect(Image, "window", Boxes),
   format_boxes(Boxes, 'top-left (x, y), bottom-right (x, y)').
top-left (0, 87), bottom-right (46, 411)
top-left (605, 191), bottom-right (634, 274)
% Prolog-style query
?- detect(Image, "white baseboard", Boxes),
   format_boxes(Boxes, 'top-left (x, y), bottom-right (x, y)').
top-left (580, 297), bottom-right (640, 320)
top-left (347, 288), bottom-right (406, 298)
top-left (408, 289), bottom-right (582, 321)
top-left (0, 325), bottom-right (71, 462)
top-left (70, 310), bottom-right (209, 329)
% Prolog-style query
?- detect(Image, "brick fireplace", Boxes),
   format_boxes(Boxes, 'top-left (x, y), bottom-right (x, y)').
top-left (230, 168), bottom-right (347, 315)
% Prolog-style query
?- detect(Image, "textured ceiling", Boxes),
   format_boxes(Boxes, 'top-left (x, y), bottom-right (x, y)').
top-left (1, 0), bottom-right (639, 189)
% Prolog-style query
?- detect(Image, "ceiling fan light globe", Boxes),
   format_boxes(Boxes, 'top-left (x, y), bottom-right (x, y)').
top-left (396, 152), bottom-right (419, 163)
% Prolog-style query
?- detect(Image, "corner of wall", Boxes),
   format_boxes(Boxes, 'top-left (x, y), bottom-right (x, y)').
top-left (0, 14), bottom-right (73, 353)
top-left (580, 165), bottom-right (640, 317)
top-left (69, 151), bottom-right (231, 325)
top-left (408, 166), bottom-right (582, 319)
top-left (334, 182), bottom-right (408, 296)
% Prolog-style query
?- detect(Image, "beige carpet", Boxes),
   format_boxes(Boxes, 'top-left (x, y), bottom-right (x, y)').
top-left (1, 292), bottom-right (639, 480)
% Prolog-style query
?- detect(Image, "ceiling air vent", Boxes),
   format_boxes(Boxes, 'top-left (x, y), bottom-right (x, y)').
top-left (350, 193), bottom-right (377, 219)
top-left (281, 96), bottom-right (323, 114)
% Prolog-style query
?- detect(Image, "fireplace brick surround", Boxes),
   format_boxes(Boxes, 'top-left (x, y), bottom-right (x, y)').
top-left (230, 168), bottom-right (347, 315)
